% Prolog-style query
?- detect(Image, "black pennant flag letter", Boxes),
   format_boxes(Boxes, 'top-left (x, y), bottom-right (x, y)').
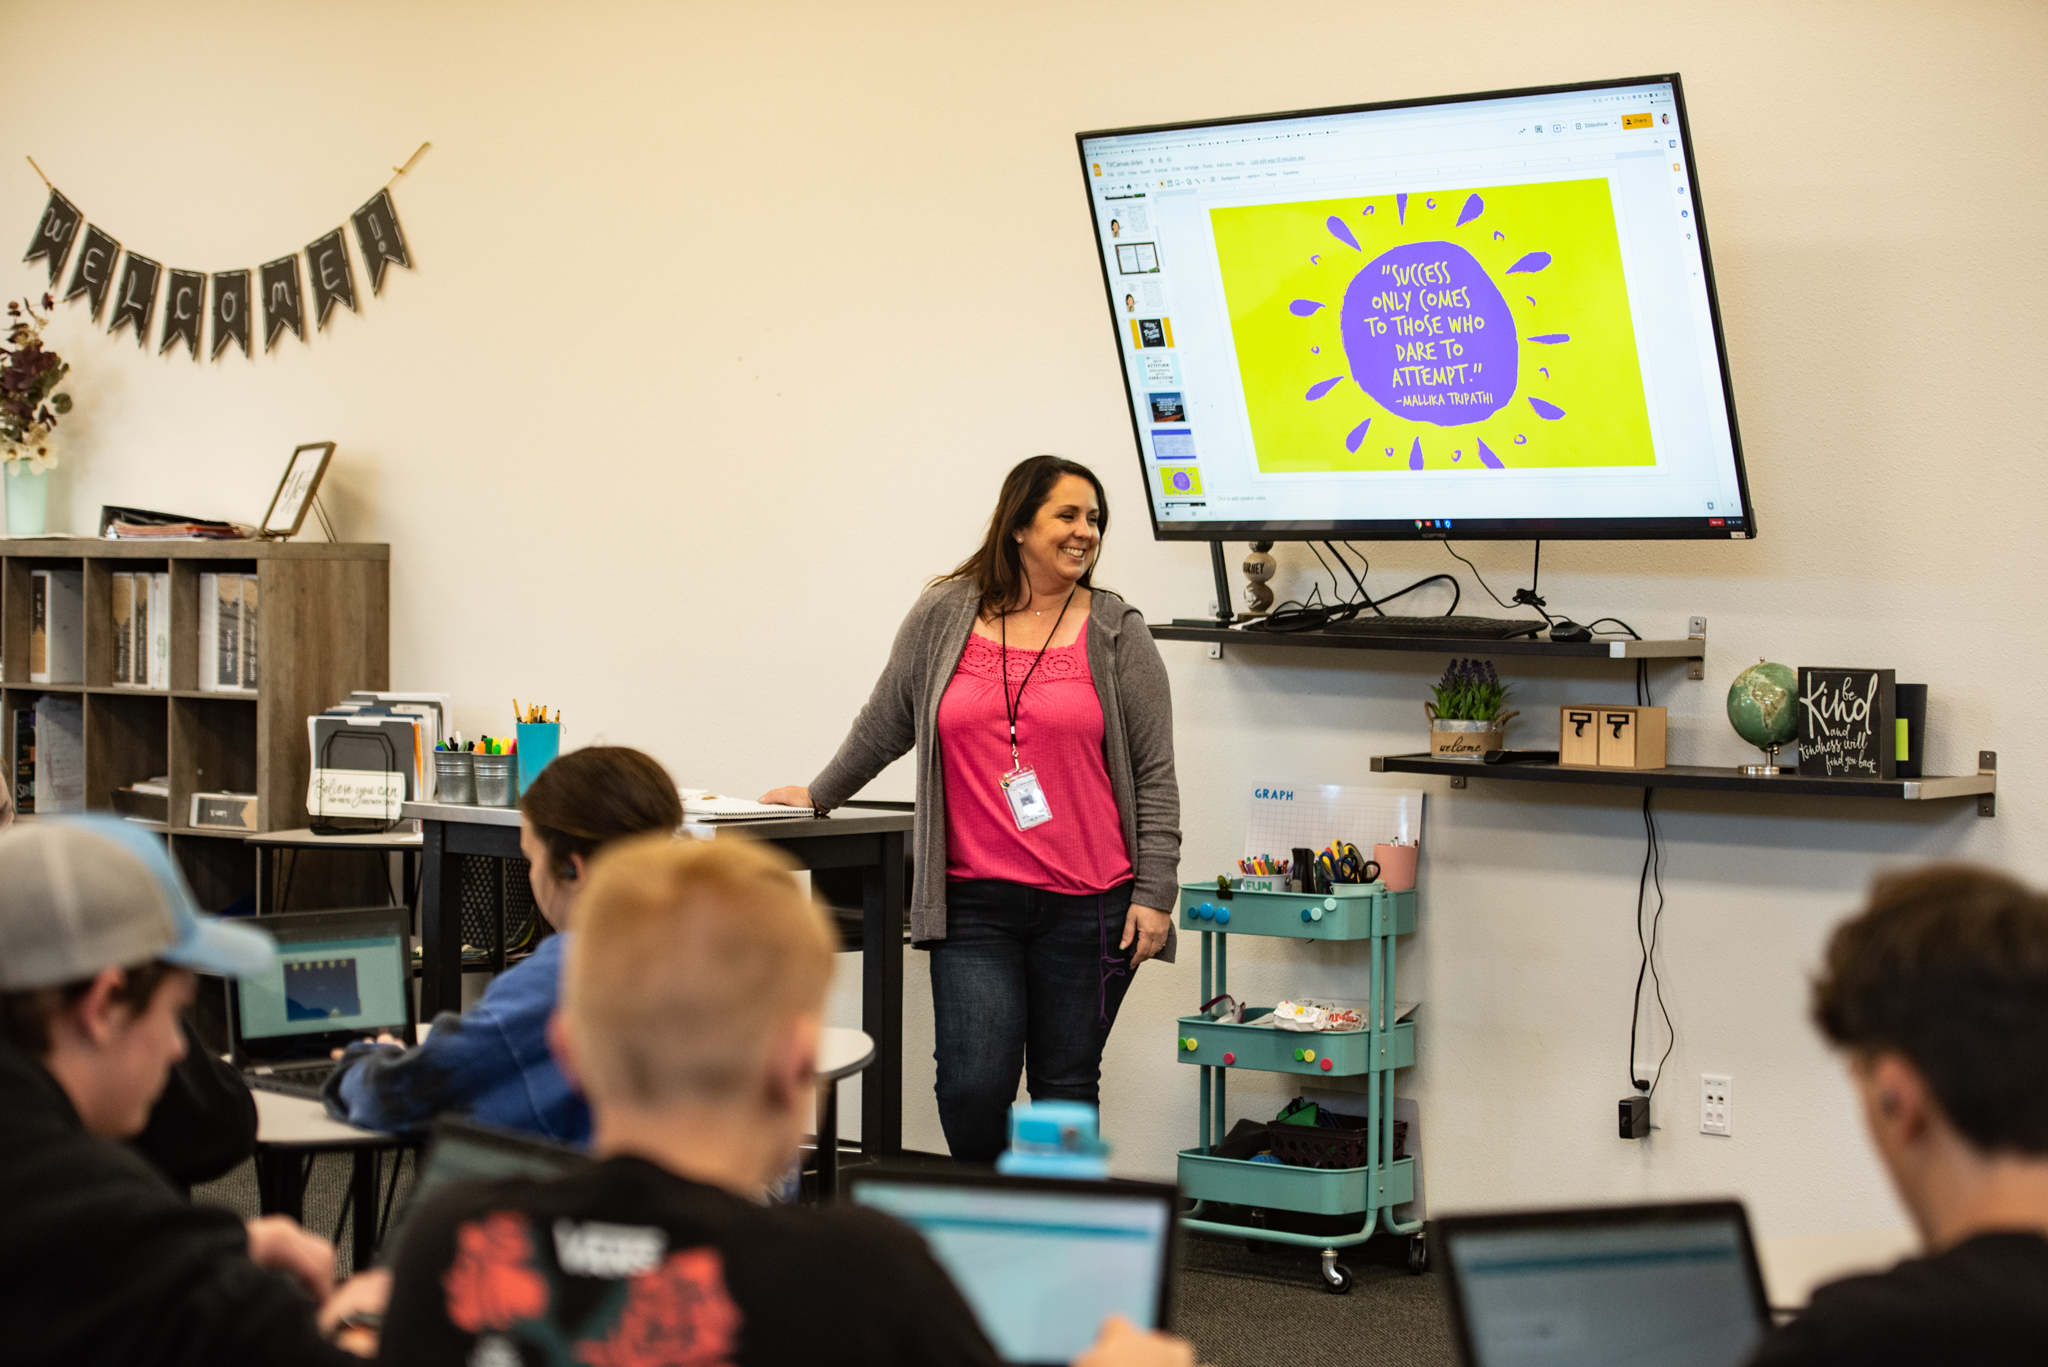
top-left (211, 270), bottom-right (251, 359)
top-left (64, 225), bottom-right (121, 320)
top-left (160, 270), bottom-right (205, 359)
top-left (350, 189), bottom-right (411, 294)
top-left (107, 252), bottom-right (161, 347)
top-left (305, 229), bottom-right (357, 327)
top-left (23, 190), bottom-right (81, 286)
top-left (260, 254), bottom-right (304, 349)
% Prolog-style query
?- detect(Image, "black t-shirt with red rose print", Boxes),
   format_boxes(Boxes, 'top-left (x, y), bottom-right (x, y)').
top-left (379, 1154), bottom-right (1003, 1367)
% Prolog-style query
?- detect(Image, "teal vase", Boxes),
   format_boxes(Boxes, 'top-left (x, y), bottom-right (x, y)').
top-left (5, 464), bottom-right (49, 536)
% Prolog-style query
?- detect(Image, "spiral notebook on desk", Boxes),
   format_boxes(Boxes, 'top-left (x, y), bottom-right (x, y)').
top-left (679, 790), bottom-right (808, 822)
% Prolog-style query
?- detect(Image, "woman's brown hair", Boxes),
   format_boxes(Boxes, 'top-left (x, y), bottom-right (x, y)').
top-left (935, 455), bottom-right (1109, 615)
top-left (519, 746), bottom-right (683, 881)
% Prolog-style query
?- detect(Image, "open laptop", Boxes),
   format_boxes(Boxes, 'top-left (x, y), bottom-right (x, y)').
top-left (848, 1167), bottom-right (1179, 1367)
top-left (1437, 1201), bottom-right (1772, 1367)
top-left (380, 1116), bottom-right (594, 1267)
top-left (226, 906), bottom-right (415, 1099)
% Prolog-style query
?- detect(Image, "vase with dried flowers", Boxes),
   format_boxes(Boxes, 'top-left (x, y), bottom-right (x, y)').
top-left (2, 294), bottom-right (72, 535)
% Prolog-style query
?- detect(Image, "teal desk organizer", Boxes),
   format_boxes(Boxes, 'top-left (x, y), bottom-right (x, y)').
top-left (515, 722), bottom-right (561, 797)
top-left (1175, 880), bottom-right (1426, 1288)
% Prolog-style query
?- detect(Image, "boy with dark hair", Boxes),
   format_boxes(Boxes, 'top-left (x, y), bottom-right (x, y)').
top-left (326, 745), bottom-right (683, 1143)
top-left (1750, 863), bottom-right (2048, 1364)
top-left (0, 817), bottom-right (387, 1365)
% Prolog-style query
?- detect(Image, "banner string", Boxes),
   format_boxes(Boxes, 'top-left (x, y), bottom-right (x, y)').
top-left (386, 142), bottom-right (431, 189)
top-left (25, 156), bottom-right (51, 189)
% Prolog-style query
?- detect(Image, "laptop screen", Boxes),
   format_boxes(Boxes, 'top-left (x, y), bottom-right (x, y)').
top-left (383, 1118), bottom-right (594, 1267)
top-left (1441, 1204), bottom-right (1768, 1367)
top-left (237, 911), bottom-right (410, 1043)
top-left (850, 1171), bottom-right (1176, 1366)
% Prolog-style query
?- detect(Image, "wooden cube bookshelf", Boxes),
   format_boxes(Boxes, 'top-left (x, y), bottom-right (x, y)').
top-left (2, 539), bottom-right (389, 911)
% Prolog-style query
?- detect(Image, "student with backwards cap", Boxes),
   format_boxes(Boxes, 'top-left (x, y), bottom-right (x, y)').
top-left (379, 834), bottom-right (1193, 1367)
top-left (325, 746), bottom-right (683, 1143)
top-left (0, 816), bottom-right (389, 1365)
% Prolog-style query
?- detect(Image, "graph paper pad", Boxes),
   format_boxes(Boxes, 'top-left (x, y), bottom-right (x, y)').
top-left (1244, 784), bottom-right (1425, 860)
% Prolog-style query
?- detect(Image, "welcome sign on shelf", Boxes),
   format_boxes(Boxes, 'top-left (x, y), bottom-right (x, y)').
top-left (1796, 667), bottom-right (1896, 780)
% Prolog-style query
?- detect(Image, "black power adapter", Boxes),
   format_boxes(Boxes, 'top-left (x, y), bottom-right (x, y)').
top-left (1619, 1094), bottom-right (1651, 1140)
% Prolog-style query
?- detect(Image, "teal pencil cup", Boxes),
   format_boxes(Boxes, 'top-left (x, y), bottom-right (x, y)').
top-left (516, 722), bottom-right (562, 797)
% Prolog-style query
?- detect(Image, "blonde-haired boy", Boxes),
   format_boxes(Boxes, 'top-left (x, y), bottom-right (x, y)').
top-left (380, 836), bottom-right (1191, 1367)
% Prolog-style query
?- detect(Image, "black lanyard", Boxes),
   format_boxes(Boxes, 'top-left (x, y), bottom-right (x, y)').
top-left (998, 588), bottom-right (1077, 768)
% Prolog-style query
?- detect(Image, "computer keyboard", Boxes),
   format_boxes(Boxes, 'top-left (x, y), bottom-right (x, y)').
top-left (1321, 615), bottom-right (1545, 640)
top-left (248, 1061), bottom-right (337, 1099)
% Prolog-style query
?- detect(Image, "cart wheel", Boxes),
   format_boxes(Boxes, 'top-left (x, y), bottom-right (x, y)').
top-left (1407, 1230), bottom-right (1430, 1276)
top-left (1319, 1248), bottom-right (1353, 1295)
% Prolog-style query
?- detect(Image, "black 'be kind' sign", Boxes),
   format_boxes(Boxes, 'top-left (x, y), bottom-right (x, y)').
top-left (1797, 668), bottom-right (1896, 779)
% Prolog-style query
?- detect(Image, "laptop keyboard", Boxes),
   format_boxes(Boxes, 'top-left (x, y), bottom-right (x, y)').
top-left (251, 1061), bottom-right (337, 1096)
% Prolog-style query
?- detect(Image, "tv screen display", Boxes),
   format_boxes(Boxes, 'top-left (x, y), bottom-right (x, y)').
top-left (1078, 74), bottom-right (1754, 542)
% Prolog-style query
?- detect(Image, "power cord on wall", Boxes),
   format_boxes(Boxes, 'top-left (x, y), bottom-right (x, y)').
top-left (1628, 788), bottom-right (1674, 1097)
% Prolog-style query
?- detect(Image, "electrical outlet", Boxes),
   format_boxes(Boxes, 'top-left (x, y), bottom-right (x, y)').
top-left (1701, 1074), bottom-right (1732, 1136)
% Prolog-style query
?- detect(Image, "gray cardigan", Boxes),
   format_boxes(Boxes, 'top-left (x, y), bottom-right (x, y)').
top-left (810, 578), bottom-right (1181, 958)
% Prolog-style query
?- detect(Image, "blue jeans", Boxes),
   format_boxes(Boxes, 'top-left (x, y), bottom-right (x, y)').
top-left (927, 879), bottom-right (1138, 1163)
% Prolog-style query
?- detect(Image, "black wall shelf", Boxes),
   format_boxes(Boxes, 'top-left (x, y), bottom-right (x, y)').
top-left (1370, 753), bottom-right (1997, 815)
top-left (1151, 623), bottom-right (1703, 663)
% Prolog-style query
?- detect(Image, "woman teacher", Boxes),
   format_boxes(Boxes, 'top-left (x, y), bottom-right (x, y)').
top-left (763, 455), bottom-right (1180, 1162)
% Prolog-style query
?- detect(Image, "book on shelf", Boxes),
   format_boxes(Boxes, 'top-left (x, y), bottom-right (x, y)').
top-left (111, 573), bottom-right (134, 685)
top-left (107, 571), bottom-right (172, 688)
top-left (98, 504), bottom-right (254, 540)
top-left (197, 572), bottom-right (259, 693)
top-left (10, 703), bottom-right (33, 814)
top-left (28, 568), bottom-right (83, 684)
top-left (31, 695), bottom-right (83, 813)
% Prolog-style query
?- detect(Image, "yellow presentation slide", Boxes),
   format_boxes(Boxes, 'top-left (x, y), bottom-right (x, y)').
top-left (1210, 179), bottom-right (1653, 474)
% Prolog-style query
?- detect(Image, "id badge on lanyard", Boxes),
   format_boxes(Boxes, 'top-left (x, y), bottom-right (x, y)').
top-left (1001, 766), bottom-right (1053, 831)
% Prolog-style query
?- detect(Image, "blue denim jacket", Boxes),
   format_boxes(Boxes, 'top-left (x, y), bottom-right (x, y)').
top-left (323, 932), bottom-right (589, 1145)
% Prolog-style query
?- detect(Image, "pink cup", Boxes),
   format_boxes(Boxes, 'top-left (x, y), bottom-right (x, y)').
top-left (1373, 843), bottom-right (1418, 891)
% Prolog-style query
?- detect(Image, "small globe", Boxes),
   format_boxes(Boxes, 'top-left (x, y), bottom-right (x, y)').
top-left (1727, 661), bottom-right (1797, 749)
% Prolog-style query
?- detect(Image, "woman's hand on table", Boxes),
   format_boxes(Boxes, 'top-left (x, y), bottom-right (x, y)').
top-left (758, 786), bottom-right (814, 809)
top-left (1121, 904), bottom-right (1172, 966)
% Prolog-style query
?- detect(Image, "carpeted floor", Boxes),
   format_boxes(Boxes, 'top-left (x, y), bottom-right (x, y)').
top-left (196, 1158), bottom-right (1458, 1365)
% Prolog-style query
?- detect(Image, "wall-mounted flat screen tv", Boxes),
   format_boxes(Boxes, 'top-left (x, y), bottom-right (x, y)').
top-left (1078, 74), bottom-right (1755, 542)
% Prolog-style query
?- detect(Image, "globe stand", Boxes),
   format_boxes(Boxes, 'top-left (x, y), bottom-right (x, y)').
top-left (1738, 744), bottom-right (1786, 777)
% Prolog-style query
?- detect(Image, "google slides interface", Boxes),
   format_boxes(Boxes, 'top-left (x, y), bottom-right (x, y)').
top-left (1082, 81), bottom-right (1748, 535)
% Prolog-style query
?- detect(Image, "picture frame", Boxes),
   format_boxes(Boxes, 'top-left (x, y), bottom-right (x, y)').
top-left (260, 441), bottom-right (335, 540)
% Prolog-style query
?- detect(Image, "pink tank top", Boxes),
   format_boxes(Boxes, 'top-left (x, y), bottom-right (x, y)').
top-left (937, 621), bottom-right (1133, 894)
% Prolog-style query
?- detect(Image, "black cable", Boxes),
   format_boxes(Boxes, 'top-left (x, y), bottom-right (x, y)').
top-left (1373, 572), bottom-right (1462, 615)
top-left (1306, 543), bottom-right (1346, 604)
top-left (1443, 543), bottom-right (1547, 621)
top-left (1586, 618), bottom-right (1642, 640)
top-left (1627, 788), bottom-right (1676, 1095)
top-left (1322, 541), bottom-right (1370, 608)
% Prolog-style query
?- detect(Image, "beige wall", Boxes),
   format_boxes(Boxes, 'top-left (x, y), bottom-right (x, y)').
top-left (10, 0), bottom-right (2045, 1238)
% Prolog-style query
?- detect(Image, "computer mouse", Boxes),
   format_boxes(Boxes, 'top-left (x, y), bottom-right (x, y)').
top-left (1549, 620), bottom-right (1594, 642)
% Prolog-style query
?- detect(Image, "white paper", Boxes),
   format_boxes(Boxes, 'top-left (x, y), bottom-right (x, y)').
top-left (308, 768), bottom-right (405, 819)
top-left (1244, 782), bottom-right (1425, 860)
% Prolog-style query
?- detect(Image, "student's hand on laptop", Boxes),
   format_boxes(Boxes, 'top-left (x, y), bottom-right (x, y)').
top-left (329, 1033), bottom-right (404, 1060)
top-left (245, 1215), bottom-right (335, 1299)
top-left (318, 1268), bottom-right (391, 1357)
top-left (1071, 1316), bottom-right (1199, 1367)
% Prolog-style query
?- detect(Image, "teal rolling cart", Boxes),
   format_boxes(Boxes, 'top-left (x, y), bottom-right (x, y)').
top-left (1174, 881), bottom-right (1426, 1292)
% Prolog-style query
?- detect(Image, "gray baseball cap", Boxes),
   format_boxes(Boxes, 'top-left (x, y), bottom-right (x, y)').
top-left (0, 816), bottom-right (274, 990)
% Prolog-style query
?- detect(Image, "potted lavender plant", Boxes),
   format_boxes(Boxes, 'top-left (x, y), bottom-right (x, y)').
top-left (2, 295), bottom-right (72, 536)
top-left (1426, 658), bottom-right (1517, 760)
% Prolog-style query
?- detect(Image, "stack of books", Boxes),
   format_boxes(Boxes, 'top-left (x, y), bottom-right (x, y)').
top-left (110, 571), bottom-right (171, 690)
top-left (199, 572), bottom-right (260, 692)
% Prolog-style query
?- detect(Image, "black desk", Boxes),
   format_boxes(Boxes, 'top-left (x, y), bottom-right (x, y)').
top-left (402, 800), bottom-right (912, 1156)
